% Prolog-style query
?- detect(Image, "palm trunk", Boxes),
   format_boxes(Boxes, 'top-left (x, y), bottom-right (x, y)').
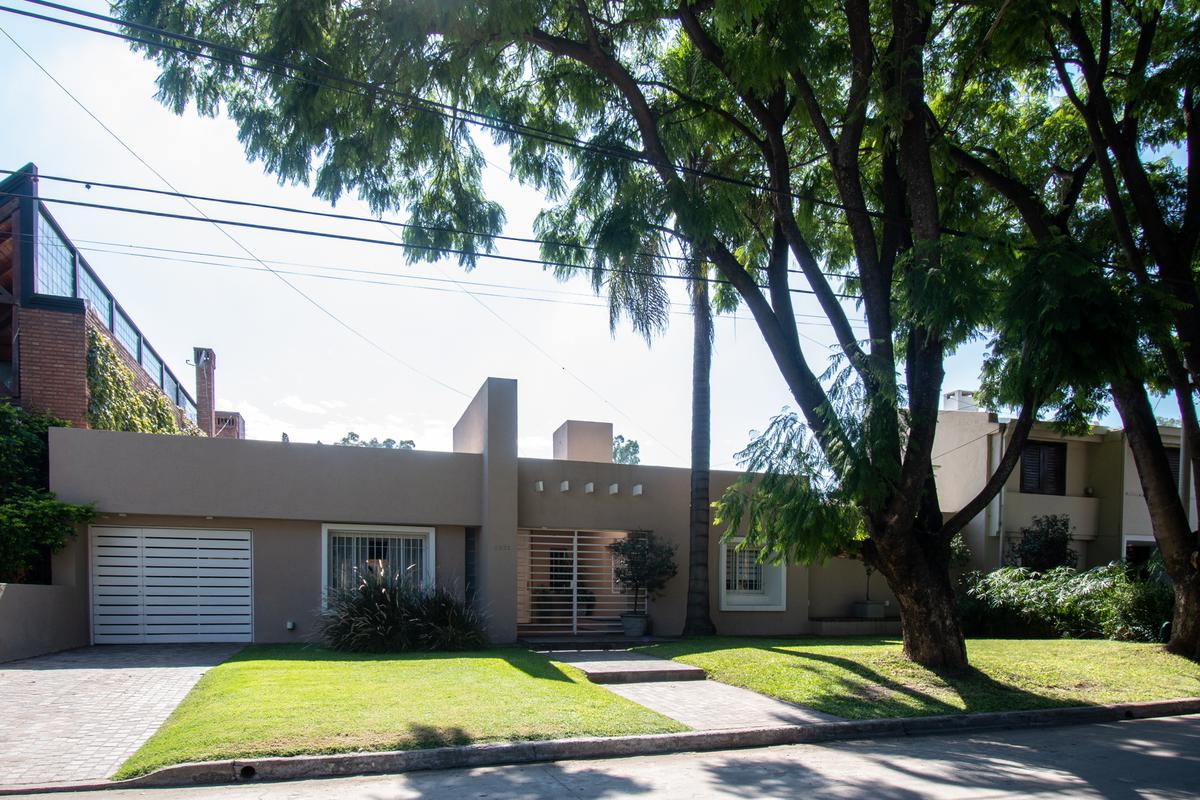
top-left (683, 276), bottom-right (717, 636)
top-left (1111, 380), bottom-right (1200, 659)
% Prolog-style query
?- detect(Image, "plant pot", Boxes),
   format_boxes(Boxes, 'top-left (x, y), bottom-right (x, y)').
top-left (620, 612), bottom-right (648, 638)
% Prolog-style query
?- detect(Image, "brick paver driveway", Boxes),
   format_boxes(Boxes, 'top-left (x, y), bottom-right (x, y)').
top-left (0, 644), bottom-right (240, 789)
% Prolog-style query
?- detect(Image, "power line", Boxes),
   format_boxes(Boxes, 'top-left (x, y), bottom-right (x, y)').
top-left (0, 23), bottom-right (471, 398)
top-left (1, 167), bottom-right (865, 284)
top-left (4, 0), bottom-right (1139, 279)
top-left (2, 0), bottom-right (893, 218)
top-left (0, 189), bottom-right (863, 299)
top-left (7, 167), bottom-right (693, 265)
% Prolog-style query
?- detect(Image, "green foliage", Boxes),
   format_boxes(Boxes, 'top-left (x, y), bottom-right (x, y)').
top-left (0, 402), bottom-right (94, 583)
top-left (715, 409), bottom-right (864, 566)
top-left (609, 531), bottom-right (677, 614)
top-left (612, 434), bottom-right (640, 465)
top-left (965, 564), bottom-right (1175, 642)
top-left (330, 432), bottom-right (415, 449)
top-left (0, 493), bottom-right (94, 583)
top-left (86, 328), bottom-right (203, 436)
top-left (320, 570), bottom-right (487, 652)
top-left (1009, 514), bottom-right (1078, 572)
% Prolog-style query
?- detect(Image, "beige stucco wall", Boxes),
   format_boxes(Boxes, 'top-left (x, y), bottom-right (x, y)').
top-left (932, 410), bottom-right (1003, 571)
top-left (0, 534), bottom-right (89, 662)
top-left (808, 557), bottom-right (900, 619)
top-left (49, 427), bottom-right (483, 526)
top-left (516, 458), bottom-right (810, 636)
top-left (85, 514), bottom-right (468, 645)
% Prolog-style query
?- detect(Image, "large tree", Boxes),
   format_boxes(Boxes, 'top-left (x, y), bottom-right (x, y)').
top-left (115, 0), bottom-right (1079, 667)
top-left (936, 0), bottom-right (1200, 659)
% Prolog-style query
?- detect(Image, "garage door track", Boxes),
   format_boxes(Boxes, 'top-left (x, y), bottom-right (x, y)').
top-left (0, 644), bottom-right (240, 790)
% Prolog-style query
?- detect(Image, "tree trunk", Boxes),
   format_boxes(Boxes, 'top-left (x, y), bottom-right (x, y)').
top-left (683, 276), bottom-right (716, 636)
top-left (1111, 380), bottom-right (1200, 660)
top-left (870, 527), bottom-right (968, 670)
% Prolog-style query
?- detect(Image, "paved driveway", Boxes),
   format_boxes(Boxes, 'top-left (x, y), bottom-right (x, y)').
top-left (0, 645), bottom-right (240, 789)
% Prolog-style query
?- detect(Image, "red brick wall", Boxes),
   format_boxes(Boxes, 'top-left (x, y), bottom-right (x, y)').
top-left (16, 306), bottom-right (88, 427)
top-left (194, 347), bottom-right (216, 436)
top-left (214, 410), bottom-right (245, 439)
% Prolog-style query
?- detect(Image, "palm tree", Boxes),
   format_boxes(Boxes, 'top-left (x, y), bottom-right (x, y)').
top-left (683, 263), bottom-right (717, 635)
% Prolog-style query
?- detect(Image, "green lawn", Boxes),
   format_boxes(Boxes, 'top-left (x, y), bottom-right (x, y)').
top-left (639, 637), bottom-right (1200, 720)
top-left (114, 645), bottom-right (685, 779)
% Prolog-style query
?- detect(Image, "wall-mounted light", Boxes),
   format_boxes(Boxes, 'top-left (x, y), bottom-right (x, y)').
top-left (286, 620), bottom-right (296, 631)
top-left (632, 484), bottom-right (644, 497)
top-left (560, 480), bottom-right (571, 493)
top-left (584, 482), bottom-right (595, 494)
top-left (533, 480), bottom-right (544, 493)
top-left (609, 483), bottom-right (620, 495)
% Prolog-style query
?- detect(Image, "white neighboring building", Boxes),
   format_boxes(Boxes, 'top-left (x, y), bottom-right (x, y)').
top-left (933, 390), bottom-right (1196, 571)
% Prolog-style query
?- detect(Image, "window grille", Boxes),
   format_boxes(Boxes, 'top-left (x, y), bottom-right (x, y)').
top-left (327, 532), bottom-right (426, 592)
top-left (725, 546), bottom-right (764, 593)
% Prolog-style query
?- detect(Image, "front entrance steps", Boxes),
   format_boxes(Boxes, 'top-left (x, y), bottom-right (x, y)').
top-left (544, 650), bottom-right (706, 684)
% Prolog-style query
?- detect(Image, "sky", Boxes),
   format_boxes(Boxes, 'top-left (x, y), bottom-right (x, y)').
top-left (0, 2), bottom-right (1007, 468)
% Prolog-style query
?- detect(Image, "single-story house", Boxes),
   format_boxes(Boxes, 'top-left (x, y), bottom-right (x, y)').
top-left (0, 377), bottom-right (895, 660)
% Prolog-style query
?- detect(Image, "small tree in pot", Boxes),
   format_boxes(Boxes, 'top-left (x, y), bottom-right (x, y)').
top-left (610, 530), bottom-right (677, 637)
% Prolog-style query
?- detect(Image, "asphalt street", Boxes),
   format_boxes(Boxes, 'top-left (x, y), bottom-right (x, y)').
top-left (16, 714), bottom-right (1200, 799)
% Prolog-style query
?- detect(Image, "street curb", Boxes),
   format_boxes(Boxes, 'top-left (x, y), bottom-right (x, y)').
top-left (4, 697), bottom-right (1200, 795)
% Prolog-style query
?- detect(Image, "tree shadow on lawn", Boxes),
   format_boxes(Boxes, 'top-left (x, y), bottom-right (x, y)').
top-left (760, 646), bottom-right (1073, 718)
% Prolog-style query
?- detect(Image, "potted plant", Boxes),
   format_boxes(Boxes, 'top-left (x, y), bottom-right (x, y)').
top-left (609, 530), bottom-right (677, 637)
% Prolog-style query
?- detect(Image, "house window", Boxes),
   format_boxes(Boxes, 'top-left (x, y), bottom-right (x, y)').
top-left (719, 539), bottom-right (786, 611)
top-left (1020, 441), bottom-right (1066, 495)
top-left (725, 546), bottom-right (764, 593)
top-left (324, 526), bottom-right (435, 595)
top-left (76, 265), bottom-right (112, 327)
top-left (35, 213), bottom-right (74, 297)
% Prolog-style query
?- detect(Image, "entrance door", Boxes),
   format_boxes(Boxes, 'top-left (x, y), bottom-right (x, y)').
top-left (517, 530), bottom-right (633, 636)
top-left (91, 527), bottom-right (253, 643)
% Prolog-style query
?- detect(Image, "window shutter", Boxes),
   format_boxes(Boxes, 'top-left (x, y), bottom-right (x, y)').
top-left (1020, 446), bottom-right (1042, 493)
top-left (1043, 443), bottom-right (1066, 495)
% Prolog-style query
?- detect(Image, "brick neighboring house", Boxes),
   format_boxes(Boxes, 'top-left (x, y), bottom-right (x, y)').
top-left (0, 163), bottom-right (244, 438)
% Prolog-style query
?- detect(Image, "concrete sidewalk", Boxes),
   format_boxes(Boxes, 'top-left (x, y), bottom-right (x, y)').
top-left (549, 649), bottom-right (837, 729)
top-left (14, 713), bottom-right (1200, 799)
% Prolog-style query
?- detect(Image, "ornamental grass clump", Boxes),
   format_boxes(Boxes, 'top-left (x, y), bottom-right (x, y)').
top-left (320, 571), bottom-right (487, 652)
top-left (964, 562), bottom-right (1173, 642)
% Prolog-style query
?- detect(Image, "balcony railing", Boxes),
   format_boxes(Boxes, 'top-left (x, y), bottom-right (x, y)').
top-left (27, 199), bottom-right (198, 423)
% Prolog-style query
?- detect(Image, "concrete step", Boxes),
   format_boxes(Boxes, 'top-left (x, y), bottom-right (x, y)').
top-left (547, 650), bottom-right (706, 684)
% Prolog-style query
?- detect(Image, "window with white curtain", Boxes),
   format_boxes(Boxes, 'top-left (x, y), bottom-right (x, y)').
top-left (323, 525), bottom-right (435, 595)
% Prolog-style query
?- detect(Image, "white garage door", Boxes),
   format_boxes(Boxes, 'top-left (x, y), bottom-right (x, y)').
top-left (91, 527), bottom-right (253, 644)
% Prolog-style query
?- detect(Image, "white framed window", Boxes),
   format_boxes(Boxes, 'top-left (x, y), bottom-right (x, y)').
top-left (719, 539), bottom-right (786, 611)
top-left (320, 524), bottom-right (436, 602)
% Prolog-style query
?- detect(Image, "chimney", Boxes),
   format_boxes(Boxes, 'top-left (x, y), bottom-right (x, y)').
top-left (942, 389), bottom-right (979, 412)
top-left (193, 347), bottom-right (217, 436)
top-left (552, 420), bottom-right (614, 463)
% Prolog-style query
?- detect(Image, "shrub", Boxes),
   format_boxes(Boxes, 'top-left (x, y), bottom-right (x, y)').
top-left (964, 563), bottom-right (1174, 642)
top-left (610, 530), bottom-right (677, 615)
top-left (319, 571), bottom-right (487, 652)
top-left (1009, 514), bottom-right (1077, 571)
top-left (0, 402), bottom-right (94, 583)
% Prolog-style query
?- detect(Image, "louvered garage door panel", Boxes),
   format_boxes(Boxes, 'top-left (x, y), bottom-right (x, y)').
top-left (92, 527), bottom-right (253, 644)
